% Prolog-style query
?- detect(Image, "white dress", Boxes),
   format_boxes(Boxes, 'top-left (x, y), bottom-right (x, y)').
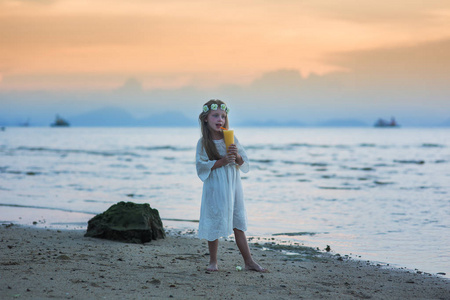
top-left (196, 137), bottom-right (249, 241)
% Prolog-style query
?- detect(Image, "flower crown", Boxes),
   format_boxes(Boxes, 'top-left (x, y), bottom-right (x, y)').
top-left (203, 103), bottom-right (230, 114)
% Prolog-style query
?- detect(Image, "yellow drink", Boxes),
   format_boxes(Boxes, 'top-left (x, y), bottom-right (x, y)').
top-left (223, 129), bottom-right (234, 152)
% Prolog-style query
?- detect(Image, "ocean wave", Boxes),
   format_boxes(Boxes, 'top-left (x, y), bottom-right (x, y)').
top-left (394, 160), bottom-right (425, 164)
top-left (243, 142), bottom-right (442, 152)
top-left (250, 159), bottom-right (275, 164)
top-left (421, 143), bottom-right (445, 148)
top-left (343, 166), bottom-right (375, 171)
top-left (136, 146), bottom-right (192, 151)
top-left (15, 146), bottom-right (142, 158)
top-left (0, 168), bottom-right (43, 176)
top-left (318, 186), bottom-right (361, 190)
top-left (0, 203), bottom-right (98, 215)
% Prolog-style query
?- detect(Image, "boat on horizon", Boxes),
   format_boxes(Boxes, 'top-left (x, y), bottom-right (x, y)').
top-left (50, 115), bottom-right (70, 127)
top-left (374, 117), bottom-right (400, 128)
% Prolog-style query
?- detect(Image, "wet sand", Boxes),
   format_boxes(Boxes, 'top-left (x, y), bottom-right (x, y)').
top-left (1, 225), bottom-right (448, 299)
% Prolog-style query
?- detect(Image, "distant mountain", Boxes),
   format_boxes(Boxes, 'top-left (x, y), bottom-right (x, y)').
top-left (136, 111), bottom-right (196, 127)
top-left (70, 107), bottom-right (136, 126)
top-left (316, 118), bottom-right (368, 127)
top-left (237, 119), bottom-right (306, 127)
top-left (69, 107), bottom-right (196, 127)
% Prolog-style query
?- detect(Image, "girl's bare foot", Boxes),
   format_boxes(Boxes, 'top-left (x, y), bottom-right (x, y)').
top-left (207, 263), bottom-right (219, 271)
top-left (245, 260), bottom-right (268, 273)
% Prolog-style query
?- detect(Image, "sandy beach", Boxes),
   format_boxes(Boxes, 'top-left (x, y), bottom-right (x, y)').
top-left (0, 225), bottom-right (448, 299)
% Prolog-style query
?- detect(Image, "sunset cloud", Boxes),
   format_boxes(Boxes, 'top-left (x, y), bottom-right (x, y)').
top-left (1, 0), bottom-right (449, 90)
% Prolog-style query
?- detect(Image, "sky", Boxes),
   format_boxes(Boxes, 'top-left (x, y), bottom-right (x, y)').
top-left (1, 0), bottom-right (450, 126)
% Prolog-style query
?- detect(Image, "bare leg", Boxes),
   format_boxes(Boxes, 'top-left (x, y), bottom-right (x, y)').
top-left (233, 229), bottom-right (267, 272)
top-left (207, 239), bottom-right (219, 271)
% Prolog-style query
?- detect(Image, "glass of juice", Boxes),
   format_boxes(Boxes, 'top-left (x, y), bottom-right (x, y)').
top-left (223, 129), bottom-right (234, 152)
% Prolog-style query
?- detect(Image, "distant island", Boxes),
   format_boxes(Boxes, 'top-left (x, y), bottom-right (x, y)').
top-left (50, 115), bottom-right (70, 127)
top-left (374, 117), bottom-right (400, 128)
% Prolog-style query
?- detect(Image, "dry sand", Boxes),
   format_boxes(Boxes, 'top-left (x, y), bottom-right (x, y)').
top-left (1, 224), bottom-right (449, 299)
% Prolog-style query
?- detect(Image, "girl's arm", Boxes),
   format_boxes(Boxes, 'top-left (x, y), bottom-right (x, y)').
top-left (211, 157), bottom-right (226, 170)
top-left (211, 154), bottom-right (235, 170)
top-left (235, 153), bottom-right (244, 166)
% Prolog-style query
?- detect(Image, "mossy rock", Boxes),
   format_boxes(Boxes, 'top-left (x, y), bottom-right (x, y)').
top-left (85, 201), bottom-right (165, 243)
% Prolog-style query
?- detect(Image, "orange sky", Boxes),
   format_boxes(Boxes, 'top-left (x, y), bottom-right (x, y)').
top-left (1, 0), bottom-right (450, 90)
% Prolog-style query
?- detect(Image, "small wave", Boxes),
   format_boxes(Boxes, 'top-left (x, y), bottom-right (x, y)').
top-left (245, 145), bottom-right (267, 150)
top-left (311, 162), bottom-right (328, 167)
top-left (136, 146), bottom-right (192, 152)
top-left (434, 160), bottom-right (447, 164)
top-left (282, 160), bottom-right (306, 165)
top-left (374, 163), bottom-right (395, 167)
top-left (251, 159), bottom-right (275, 164)
top-left (346, 167), bottom-right (375, 171)
top-left (1, 169), bottom-right (42, 176)
top-left (0, 203), bottom-right (97, 215)
top-left (50, 222), bottom-right (87, 226)
top-left (16, 146), bottom-right (141, 158)
top-left (108, 164), bottom-right (130, 169)
top-left (281, 160), bottom-right (329, 167)
top-left (135, 164), bottom-right (148, 170)
top-left (273, 232), bottom-right (318, 237)
top-left (252, 143), bottom-right (350, 151)
top-left (394, 160), bottom-right (425, 164)
top-left (374, 181), bottom-right (395, 185)
top-left (162, 218), bottom-right (199, 223)
top-left (84, 199), bottom-right (112, 204)
top-left (318, 186), bottom-right (361, 190)
top-left (421, 143), bottom-right (445, 148)
top-left (271, 172), bottom-right (305, 178)
top-left (289, 143), bottom-right (332, 148)
top-left (125, 193), bottom-right (146, 198)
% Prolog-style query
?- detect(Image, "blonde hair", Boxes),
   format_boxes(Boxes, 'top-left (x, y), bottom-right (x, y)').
top-left (198, 99), bottom-right (229, 160)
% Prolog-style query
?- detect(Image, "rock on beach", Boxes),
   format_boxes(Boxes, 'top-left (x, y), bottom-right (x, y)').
top-left (85, 201), bottom-right (165, 243)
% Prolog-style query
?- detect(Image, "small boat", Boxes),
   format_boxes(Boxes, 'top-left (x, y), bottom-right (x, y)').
top-left (374, 117), bottom-right (400, 128)
top-left (51, 115), bottom-right (70, 127)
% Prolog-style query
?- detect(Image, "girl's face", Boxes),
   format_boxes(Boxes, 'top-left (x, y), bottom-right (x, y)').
top-left (205, 109), bottom-right (227, 133)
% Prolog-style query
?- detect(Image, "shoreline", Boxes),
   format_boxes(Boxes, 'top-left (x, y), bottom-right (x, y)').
top-left (1, 205), bottom-right (449, 279)
top-left (1, 225), bottom-right (449, 299)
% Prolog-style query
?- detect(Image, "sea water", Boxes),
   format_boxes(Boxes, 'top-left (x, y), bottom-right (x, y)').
top-left (0, 127), bottom-right (449, 276)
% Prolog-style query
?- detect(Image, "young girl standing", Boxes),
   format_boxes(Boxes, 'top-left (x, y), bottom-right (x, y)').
top-left (196, 99), bottom-right (266, 272)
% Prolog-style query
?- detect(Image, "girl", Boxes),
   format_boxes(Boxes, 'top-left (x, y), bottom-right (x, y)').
top-left (196, 99), bottom-right (266, 272)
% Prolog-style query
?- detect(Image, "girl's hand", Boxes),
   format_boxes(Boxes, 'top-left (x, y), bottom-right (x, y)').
top-left (227, 144), bottom-right (244, 165)
top-left (225, 153), bottom-right (236, 164)
top-left (228, 144), bottom-right (238, 155)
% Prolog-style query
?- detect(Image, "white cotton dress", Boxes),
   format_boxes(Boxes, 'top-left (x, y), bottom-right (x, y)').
top-left (196, 137), bottom-right (249, 241)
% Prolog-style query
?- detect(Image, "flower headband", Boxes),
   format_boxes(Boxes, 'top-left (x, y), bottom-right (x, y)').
top-left (203, 103), bottom-right (230, 114)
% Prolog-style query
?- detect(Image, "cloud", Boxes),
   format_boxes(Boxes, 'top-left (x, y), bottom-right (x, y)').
top-left (4, 0), bottom-right (449, 92)
top-left (116, 78), bottom-right (143, 94)
top-left (0, 0), bottom-right (55, 4)
top-left (214, 38), bottom-right (450, 124)
top-left (326, 38), bottom-right (450, 91)
top-left (304, 0), bottom-right (450, 24)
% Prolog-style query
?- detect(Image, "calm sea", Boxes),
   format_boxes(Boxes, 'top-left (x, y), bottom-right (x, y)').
top-left (1, 127), bottom-right (449, 276)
